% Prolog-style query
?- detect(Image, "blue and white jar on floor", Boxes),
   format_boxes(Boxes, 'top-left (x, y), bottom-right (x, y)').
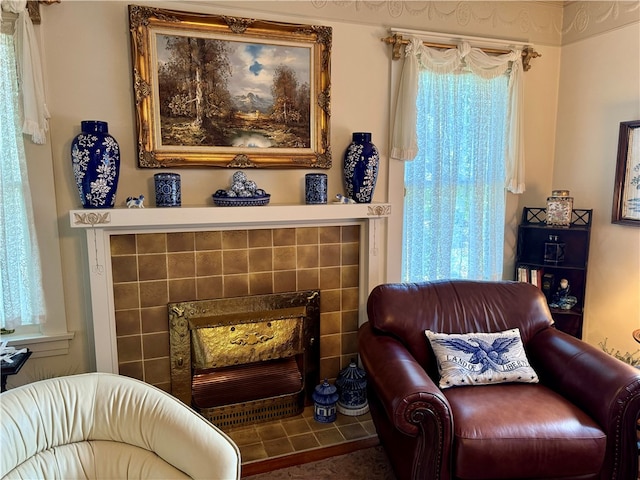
top-left (71, 120), bottom-right (120, 208)
top-left (312, 379), bottom-right (339, 423)
top-left (336, 360), bottom-right (369, 416)
top-left (343, 132), bottom-right (379, 203)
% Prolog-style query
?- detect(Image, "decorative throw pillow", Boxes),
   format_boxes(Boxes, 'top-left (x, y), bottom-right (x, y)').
top-left (425, 328), bottom-right (539, 389)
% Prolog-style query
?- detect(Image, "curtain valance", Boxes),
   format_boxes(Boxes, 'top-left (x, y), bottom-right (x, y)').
top-left (391, 36), bottom-right (526, 194)
top-left (0, 0), bottom-right (49, 144)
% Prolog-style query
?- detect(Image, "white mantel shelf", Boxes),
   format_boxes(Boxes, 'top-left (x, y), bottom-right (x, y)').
top-left (70, 203), bottom-right (391, 230)
top-left (69, 202), bottom-right (391, 373)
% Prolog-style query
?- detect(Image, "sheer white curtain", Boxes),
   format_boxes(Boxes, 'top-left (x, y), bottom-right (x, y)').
top-left (392, 37), bottom-right (525, 193)
top-left (1, 0), bottom-right (50, 143)
top-left (395, 37), bottom-right (524, 282)
top-left (1, 2), bottom-right (47, 329)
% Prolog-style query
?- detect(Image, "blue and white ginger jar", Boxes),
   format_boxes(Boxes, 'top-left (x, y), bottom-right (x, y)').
top-left (343, 132), bottom-right (379, 203)
top-left (336, 360), bottom-right (369, 416)
top-left (71, 120), bottom-right (120, 209)
top-left (312, 379), bottom-right (339, 423)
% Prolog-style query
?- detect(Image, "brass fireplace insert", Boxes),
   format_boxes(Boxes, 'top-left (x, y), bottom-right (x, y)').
top-left (169, 290), bottom-right (320, 428)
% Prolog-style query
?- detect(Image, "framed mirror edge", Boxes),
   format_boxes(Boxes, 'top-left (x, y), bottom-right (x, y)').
top-left (611, 119), bottom-right (640, 226)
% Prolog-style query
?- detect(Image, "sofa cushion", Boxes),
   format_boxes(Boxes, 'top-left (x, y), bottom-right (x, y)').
top-left (425, 328), bottom-right (538, 388)
top-left (445, 384), bottom-right (606, 479)
top-left (4, 441), bottom-right (190, 479)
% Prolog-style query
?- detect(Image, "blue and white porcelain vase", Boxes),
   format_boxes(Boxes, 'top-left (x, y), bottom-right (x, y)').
top-left (335, 360), bottom-right (369, 416)
top-left (71, 120), bottom-right (120, 208)
top-left (343, 132), bottom-right (379, 203)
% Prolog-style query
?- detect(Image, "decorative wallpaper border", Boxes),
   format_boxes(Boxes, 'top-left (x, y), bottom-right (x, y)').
top-left (209, 1), bottom-right (640, 46)
top-left (562, 1), bottom-right (640, 45)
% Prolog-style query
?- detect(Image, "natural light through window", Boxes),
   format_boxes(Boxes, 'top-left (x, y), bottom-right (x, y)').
top-left (402, 69), bottom-right (508, 282)
top-left (0, 32), bottom-right (46, 330)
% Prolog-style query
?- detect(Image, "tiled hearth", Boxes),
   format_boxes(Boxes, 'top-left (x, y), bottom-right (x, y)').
top-left (230, 406), bottom-right (376, 468)
top-left (110, 225), bottom-right (361, 391)
top-left (233, 408), bottom-right (380, 478)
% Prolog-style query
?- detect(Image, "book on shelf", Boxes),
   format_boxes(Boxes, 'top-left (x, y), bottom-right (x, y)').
top-left (530, 268), bottom-right (542, 289)
top-left (517, 265), bottom-right (529, 283)
top-left (516, 265), bottom-right (544, 290)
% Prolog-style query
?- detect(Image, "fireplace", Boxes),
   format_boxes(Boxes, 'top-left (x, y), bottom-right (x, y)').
top-left (69, 203), bottom-right (391, 393)
top-left (168, 290), bottom-right (320, 428)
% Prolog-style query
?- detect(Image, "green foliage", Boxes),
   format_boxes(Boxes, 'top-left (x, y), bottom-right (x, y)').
top-left (599, 338), bottom-right (640, 367)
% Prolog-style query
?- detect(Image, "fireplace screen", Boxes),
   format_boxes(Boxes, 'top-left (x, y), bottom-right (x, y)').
top-left (169, 290), bottom-right (320, 428)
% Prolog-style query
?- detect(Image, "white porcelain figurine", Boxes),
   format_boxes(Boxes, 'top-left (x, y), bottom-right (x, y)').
top-left (126, 195), bottom-right (145, 208)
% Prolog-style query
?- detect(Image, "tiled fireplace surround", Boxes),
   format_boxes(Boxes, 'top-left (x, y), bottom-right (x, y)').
top-left (112, 225), bottom-right (359, 390)
top-left (71, 204), bottom-right (390, 393)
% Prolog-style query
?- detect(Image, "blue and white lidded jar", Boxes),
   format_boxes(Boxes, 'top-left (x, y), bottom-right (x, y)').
top-left (155, 173), bottom-right (181, 207)
top-left (71, 120), bottom-right (120, 209)
top-left (546, 190), bottom-right (573, 226)
top-left (312, 379), bottom-right (339, 423)
top-left (305, 173), bottom-right (328, 204)
top-left (343, 132), bottom-right (379, 203)
top-left (335, 360), bottom-right (369, 416)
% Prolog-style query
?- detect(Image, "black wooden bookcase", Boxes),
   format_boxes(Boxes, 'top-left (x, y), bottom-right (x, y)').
top-left (515, 207), bottom-right (593, 338)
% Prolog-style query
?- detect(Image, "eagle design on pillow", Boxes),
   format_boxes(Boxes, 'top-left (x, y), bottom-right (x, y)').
top-left (434, 336), bottom-right (519, 374)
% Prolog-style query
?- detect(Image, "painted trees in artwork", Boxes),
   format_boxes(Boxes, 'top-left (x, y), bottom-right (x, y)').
top-left (157, 35), bottom-right (311, 148)
top-left (271, 66), bottom-right (298, 125)
top-left (158, 36), bottom-right (234, 128)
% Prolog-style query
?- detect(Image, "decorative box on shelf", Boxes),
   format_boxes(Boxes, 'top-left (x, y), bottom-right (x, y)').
top-left (546, 190), bottom-right (574, 226)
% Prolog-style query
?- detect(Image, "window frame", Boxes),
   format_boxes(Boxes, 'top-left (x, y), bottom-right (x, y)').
top-left (385, 56), bottom-right (519, 283)
top-left (1, 18), bottom-right (73, 357)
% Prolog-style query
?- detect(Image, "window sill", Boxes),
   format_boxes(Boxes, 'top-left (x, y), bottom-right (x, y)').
top-left (1, 331), bottom-right (74, 358)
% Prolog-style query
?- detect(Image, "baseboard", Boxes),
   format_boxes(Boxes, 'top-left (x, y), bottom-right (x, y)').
top-left (240, 436), bottom-right (380, 477)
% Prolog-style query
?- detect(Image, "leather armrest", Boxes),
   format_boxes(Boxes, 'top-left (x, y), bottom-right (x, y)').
top-left (358, 322), bottom-right (453, 437)
top-left (528, 328), bottom-right (640, 426)
top-left (528, 328), bottom-right (640, 480)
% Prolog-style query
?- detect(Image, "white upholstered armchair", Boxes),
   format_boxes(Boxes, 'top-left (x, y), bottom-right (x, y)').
top-left (0, 372), bottom-right (241, 479)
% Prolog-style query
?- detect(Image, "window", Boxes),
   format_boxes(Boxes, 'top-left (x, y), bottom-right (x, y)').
top-left (1, 26), bottom-right (46, 330)
top-left (389, 37), bottom-right (525, 283)
top-left (402, 70), bottom-right (508, 281)
top-left (1, 9), bottom-right (72, 358)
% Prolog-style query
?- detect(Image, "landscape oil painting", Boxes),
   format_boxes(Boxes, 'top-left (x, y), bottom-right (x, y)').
top-left (129, 5), bottom-right (332, 168)
top-left (156, 34), bottom-right (311, 150)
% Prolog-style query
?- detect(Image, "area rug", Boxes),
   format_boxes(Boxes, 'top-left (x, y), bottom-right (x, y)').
top-left (242, 446), bottom-right (397, 480)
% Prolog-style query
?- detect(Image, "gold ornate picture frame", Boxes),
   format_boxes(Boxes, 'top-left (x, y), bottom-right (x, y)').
top-left (128, 5), bottom-right (332, 168)
top-left (612, 120), bottom-right (640, 226)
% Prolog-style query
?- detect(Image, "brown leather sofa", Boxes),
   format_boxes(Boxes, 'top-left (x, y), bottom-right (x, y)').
top-left (359, 280), bottom-right (640, 480)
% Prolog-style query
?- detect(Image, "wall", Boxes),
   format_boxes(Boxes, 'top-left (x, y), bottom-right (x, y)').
top-left (9, 1), bottom-right (637, 385)
top-left (553, 18), bottom-right (640, 356)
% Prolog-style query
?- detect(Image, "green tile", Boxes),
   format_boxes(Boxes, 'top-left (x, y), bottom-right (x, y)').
top-left (282, 417), bottom-right (312, 436)
top-left (360, 419), bottom-right (378, 436)
top-left (308, 419), bottom-right (335, 431)
top-left (263, 438), bottom-right (294, 457)
top-left (227, 426), bottom-right (259, 446)
top-left (314, 427), bottom-right (345, 446)
top-left (239, 443), bottom-right (268, 462)
top-left (338, 423), bottom-right (369, 441)
top-left (257, 423), bottom-right (287, 441)
top-left (290, 433), bottom-right (321, 452)
top-left (334, 414), bottom-right (358, 426)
